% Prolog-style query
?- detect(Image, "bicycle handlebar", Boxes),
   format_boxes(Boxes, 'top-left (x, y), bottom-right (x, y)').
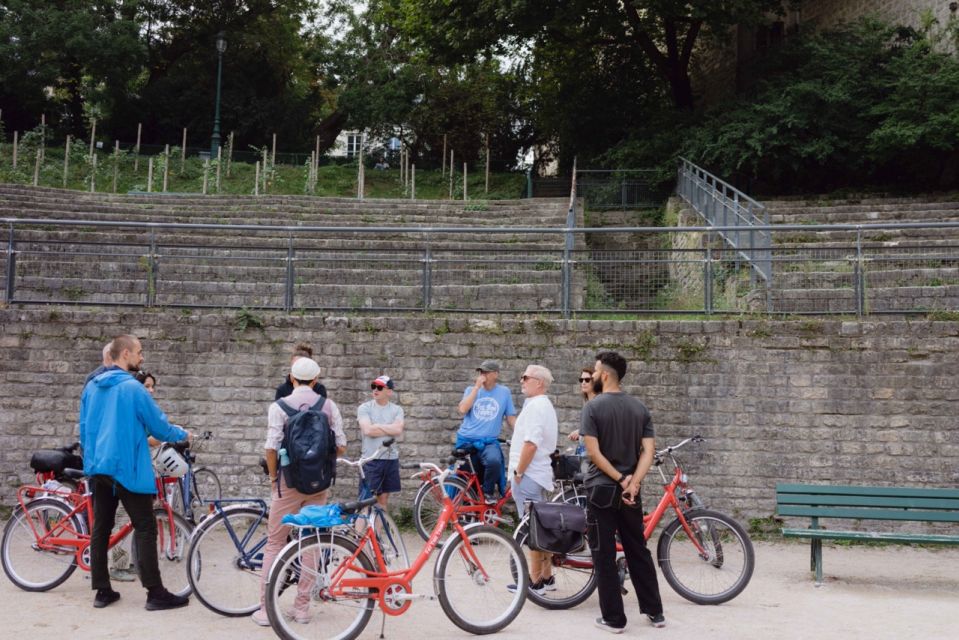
top-left (654, 435), bottom-right (704, 462)
top-left (336, 438), bottom-right (395, 477)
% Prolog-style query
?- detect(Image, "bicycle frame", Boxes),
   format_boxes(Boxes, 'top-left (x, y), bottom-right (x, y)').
top-left (14, 476), bottom-right (181, 571)
top-left (203, 499), bottom-right (271, 571)
top-left (305, 474), bottom-right (492, 616)
top-left (420, 460), bottom-right (513, 523)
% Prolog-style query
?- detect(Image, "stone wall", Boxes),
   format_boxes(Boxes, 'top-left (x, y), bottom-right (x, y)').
top-left (2, 308), bottom-right (958, 526)
top-left (799, 0), bottom-right (952, 31)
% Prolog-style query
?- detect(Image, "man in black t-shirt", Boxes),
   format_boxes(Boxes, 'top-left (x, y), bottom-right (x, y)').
top-left (580, 351), bottom-right (664, 634)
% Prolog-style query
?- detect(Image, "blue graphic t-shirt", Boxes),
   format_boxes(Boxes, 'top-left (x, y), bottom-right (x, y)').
top-left (457, 384), bottom-right (517, 439)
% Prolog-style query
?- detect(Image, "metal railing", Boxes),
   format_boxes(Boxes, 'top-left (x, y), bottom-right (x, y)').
top-left (677, 158), bottom-right (771, 285)
top-left (2, 218), bottom-right (959, 318)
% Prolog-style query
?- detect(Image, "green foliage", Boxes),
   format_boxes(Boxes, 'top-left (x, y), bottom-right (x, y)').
top-left (233, 308), bottom-right (266, 332)
top-left (679, 17), bottom-right (959, 193)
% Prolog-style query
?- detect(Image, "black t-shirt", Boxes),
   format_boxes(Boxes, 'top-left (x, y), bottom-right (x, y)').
top-left (274, 377), bottom-right (327, 400)
top-left (579, 391), bottom-right (655, 487)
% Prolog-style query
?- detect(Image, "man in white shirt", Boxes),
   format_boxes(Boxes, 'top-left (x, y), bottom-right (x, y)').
top-left (508, 364), bottom-right (558, 596)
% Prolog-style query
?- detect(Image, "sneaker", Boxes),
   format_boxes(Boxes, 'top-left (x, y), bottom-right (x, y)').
top-left (286, 606), bottom-right (312, 624)
top-left (251, 608), bottom-right (270, 626)
top-left (145, 588), bottom-right (189, 611)
top-left (506, 578), bottom-right (544, 595)
top-left (594, 618), bottom-right (625, 634)
top-left (541, 575), bottom-right (557, 592)
top-left (648, 613), bottom-right (667, 628)
top-left (109, 568), bottom-right (136, 582)
top-left (94, 588), bottom-right (121, 609)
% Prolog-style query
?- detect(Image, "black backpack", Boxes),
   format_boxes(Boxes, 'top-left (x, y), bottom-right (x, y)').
top-left (277, 397), bottom-right (336, 495)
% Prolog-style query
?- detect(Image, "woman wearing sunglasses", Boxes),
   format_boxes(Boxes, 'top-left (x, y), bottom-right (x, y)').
top-left (568, 366), bottom-right (600, 443)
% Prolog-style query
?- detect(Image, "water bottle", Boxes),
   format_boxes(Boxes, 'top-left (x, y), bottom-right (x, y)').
top-left (279, 448), bottom-right (290, 467)
top-left (575, 442), bottom-right (586, 457)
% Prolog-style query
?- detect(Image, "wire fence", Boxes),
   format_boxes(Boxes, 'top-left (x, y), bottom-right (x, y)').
top-left (2, 218), bottom-right (958, 317)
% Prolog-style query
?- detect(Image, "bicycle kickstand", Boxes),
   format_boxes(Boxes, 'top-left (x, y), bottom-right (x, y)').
top-left (379, 610), bottom-right (387, 639)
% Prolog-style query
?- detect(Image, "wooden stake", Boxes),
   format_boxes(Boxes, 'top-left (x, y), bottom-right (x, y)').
top-left (485, 136), bottom-right (490, 195)
top-left (40, 114), bottom-right (45, 162)
top-left (411, 164), bottom-right (415, 200)
top-left (202, 159), bottom-right (209, 195)
top-left (33, 149), bottom-right (41, 186)
top-left (254, 161), bottom-right (260, 196)
top-left (442, 134), bottom-right (447, 176)
top-left (271, 133), bottom-right (277, 167)
top-left (147, 157), bottom-right (153, 192)
top-left (113, 140), bottom-right (119, 193)
top-left (226, 131), bottom-right (234, 177)
top-left (90, 153), bottom-right (97, 192)
top-left (216, 146), bottom-right (222, 193)
top-left (12, 131), bottom-right (17, 170)
top-left (89, 118), bottom-right (97, 160)
top-left (63, 135), bottom-right (71, 188)
top-left (180, 127), bottom-right (187, 174)
top-left (134, 123), bottom-right (142, 172)
top-left (262, 148), bottom-right (268, 193)
top-left (449, 150), bottom-right (454, 199)
top-left (463, 162), bottom-right (467, 201)
top-left (162, 144), bottom-right (170, 192)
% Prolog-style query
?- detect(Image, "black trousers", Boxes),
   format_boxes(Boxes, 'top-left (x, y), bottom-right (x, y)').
top-left (90, 475), bottom-right (161, 590)
top-left (587, 486), bottom-right (663, 628)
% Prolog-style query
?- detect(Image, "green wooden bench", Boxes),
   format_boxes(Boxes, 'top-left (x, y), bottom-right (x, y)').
top-left (775, 483), bottom-right (959, 585)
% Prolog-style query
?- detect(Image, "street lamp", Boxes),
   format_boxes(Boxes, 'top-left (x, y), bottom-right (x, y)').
top-left (210, 31), bottom-right (227, 157)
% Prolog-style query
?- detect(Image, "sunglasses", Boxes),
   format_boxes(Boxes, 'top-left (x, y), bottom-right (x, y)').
top-left (579, 377), bottom-right (593, 383)
top-left (370, 384), bottom-right (387, 391)
top-left (520, 375), bottom-right (540, 382)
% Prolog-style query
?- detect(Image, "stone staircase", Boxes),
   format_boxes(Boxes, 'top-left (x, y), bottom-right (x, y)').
top-left (0, 184), bottom-right (585, 312)
top-left (762, 197), bottom-right (959, 314)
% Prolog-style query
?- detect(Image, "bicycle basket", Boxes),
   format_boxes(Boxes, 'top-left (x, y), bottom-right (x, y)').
top-left (551, 453), bottom-right (585, 481)
top-left (281, 504), bottom-right (349, 528)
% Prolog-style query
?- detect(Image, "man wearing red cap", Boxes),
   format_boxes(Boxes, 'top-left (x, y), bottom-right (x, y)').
top-left (357, 375), bottom-right (404, 509)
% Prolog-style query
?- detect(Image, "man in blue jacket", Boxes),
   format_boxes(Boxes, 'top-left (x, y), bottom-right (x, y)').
top-left (79, 334), bottom-right (191, 610)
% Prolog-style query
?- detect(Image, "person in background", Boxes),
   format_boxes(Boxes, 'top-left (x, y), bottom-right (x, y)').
top-left (357, 375), bottom-right (404, 509)
top-left (455, 359), bottom-right (517, 501)
top-left (568, 365), bottom-right (599, 444)
top-left (275, 342), bottom-right (327, 399)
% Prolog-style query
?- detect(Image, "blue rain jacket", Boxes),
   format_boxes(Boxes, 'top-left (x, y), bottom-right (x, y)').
top-left (79, 368), bottom-right (188, 494)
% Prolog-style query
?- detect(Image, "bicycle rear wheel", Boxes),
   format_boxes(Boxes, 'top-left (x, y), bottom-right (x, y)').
top-left (265, 533), bottom-right (376, 640)
top-left (412, 475), bottom-right (475, 541)
top-left (512, 518), bottom-right (596, 610)
top-left (1, 498), bottom-right (84, 591)
top-left (656, 509), bottom-right (755, 605)
top-left (435, 524), bottom-right (527, 634)
top-left (188, 505), bottom-right (268, 616)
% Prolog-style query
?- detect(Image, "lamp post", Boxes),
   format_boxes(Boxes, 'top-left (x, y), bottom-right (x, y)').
top-left (210, 31), bottom-right (227, 157)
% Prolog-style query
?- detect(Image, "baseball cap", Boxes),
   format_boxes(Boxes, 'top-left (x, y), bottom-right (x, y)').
top-left (477, 359), bottom-right (501, 372)
top-left (290, 357), bottom-right (321, 381)
top-left (372, 375), bottom-right (395, 390)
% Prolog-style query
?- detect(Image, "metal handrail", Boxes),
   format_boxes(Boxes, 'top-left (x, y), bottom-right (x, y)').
top-left (676, 157), bottom-right (771, 283)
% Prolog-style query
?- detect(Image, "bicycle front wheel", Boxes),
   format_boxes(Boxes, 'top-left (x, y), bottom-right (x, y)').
top-left (191, 468), bottom-right (222, 516)
top-left (188, 505), bottom-right (268, 616)
top-left (412, 475), bottom-right (475, 541)
top-left (656, 509), bottom-right (755, 605)
top-left (512, 518), bottom-right (596, 610)
top-left (435, 524), bottom-right (527, 635)
top-left (265, 533), bottom-right (376, 640)
top-left (1, 498), bottom-right (84, 591)
top-left (370, 506), bottom-right (409, 569)
top-left (140, 508), bottom-right (194, 597)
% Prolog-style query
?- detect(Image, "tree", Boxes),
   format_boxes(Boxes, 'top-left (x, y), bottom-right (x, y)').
top-left (402, 0), bottom-right (784, 110)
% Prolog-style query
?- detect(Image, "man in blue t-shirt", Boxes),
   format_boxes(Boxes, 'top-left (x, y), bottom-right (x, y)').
top-left (456, 359), bottom-right (517, 499)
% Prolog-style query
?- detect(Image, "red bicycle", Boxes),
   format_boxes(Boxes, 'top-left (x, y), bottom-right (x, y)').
top-left (1, 451), bottom-right (193, 594)
top-left (411, 442), bottom-right (514, 540)
top-left (513, 436), bottom-right (755, 609)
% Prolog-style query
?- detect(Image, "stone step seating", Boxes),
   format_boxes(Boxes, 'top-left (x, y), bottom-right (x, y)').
top-left (0, 184), bottom-right (585, 311)
top-left (761, 196), bottom-right (959, 314)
